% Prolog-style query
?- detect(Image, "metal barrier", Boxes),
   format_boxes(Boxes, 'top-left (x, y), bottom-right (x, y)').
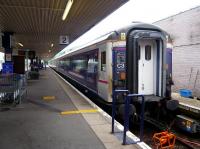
top-left (0, 73), bottom-right (27, 105)
top-left (112, 89), bottom-right (129, 133)
top-left (112, 90), bottom-right (145, 145)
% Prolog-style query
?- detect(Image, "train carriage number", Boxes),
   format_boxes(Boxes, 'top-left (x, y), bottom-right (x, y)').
top-left (117, 64), bottom-right (124, 69)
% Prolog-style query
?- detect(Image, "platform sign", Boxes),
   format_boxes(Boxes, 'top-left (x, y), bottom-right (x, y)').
top-left (59, 36), bottom-right (69, 45)
top-left (2, 62), bottom-right (13, 74)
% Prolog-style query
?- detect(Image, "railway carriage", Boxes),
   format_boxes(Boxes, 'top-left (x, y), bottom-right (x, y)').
top-left (49, 23), bottom-right (174, 121)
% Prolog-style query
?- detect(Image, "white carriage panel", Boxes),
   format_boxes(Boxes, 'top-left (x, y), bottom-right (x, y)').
top-left (97, 43), bottom-right (109, 101)
top-left (106, 42), bottom-right (114, 102)
top-left (112, 41), bottom-right (126, 47)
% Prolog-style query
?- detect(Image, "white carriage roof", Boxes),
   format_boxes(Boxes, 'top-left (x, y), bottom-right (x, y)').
top-left (51, 22), bottom-right (167, 61)
top-left (52, 23), bottom-right (139, 60)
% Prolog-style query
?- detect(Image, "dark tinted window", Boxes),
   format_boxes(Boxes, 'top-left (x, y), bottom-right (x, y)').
top-left (145, 45), bottom-right (151, 60)
top-left (101, 51), bottom-right (106, 71)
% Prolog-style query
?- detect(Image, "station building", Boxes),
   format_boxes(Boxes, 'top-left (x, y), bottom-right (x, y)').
top-left (155, 6), bottom-right (200, 97)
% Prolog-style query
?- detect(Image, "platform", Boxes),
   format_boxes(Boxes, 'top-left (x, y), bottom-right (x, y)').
top-left (172, 93), bottom-right (200, 113)
top-left (0, 68), bottom-right (150, 149)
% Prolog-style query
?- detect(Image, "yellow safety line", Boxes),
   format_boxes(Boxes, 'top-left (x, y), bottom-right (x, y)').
top-left (61, 109), bottom-right (98, 115)
top-left (40, 76), bottom-right (49, 79)
top-left (43, 96), bottom-right (55, 101)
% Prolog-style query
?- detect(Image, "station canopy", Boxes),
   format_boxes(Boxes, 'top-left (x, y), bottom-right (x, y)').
top-left (0, 0), bottom-right (128, 59)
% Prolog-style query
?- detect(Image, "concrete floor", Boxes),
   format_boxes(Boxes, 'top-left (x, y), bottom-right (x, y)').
top-left (0, 69), bottom-right (105, 149)
top-left (0, 68), bottom-right (147, 149)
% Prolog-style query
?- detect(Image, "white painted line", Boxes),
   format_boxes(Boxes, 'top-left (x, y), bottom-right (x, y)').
top-left (179, 102), bottom-right (200, 111)
top-left (53, 69), bottom-right (151, 149)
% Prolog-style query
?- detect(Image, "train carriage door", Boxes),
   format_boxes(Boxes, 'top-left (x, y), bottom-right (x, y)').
top-left (97, 48), bottom-right (108, 100)
top-left (138, 40), bottom-right (154, 94)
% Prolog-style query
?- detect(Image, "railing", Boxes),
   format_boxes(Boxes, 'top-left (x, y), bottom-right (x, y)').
top-left (112, 89), bottom-right (129, 133)
top-left (112, 89), bottom-right (145, 145)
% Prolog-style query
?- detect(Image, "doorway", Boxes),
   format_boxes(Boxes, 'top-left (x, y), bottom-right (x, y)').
top-left (138, 40), bottom-right (155, 95)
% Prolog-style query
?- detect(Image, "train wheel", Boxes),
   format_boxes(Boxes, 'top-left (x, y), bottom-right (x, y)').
top-left (117, 104), bottom-right (136, 119)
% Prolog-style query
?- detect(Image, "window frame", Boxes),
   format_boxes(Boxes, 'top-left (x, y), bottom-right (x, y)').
top-left (101, 51), bottom-right (106, 71)
top-left (145, 45), bottom-right (151, 61)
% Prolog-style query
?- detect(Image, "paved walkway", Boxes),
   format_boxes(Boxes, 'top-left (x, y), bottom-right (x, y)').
top-left (0, 68), bottom-right (147, 149)
top-left (0, 69), bottom-right (105, 149)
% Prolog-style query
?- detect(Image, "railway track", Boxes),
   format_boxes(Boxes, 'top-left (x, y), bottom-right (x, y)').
top-left (142, 117), bottom-right (200, 149)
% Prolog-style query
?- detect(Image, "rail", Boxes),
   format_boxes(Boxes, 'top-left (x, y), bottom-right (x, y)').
top-left (112, 90), bottom-right (145, 145)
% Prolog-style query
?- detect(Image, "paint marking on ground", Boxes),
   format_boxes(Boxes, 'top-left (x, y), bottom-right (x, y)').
top-left (40, 76), bottom-right (49, 79)
top-left (61, 109), bottom-right (98, 115)
top-left (42, 96), bottom-right (55, 101)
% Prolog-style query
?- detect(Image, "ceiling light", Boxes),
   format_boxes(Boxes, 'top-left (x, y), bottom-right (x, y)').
top-left (51, 43), bottom-right (54, 47)
top-left (18, 42), bottom-right (23, 47)
top-left (62, 0), bottom-right (73, 21)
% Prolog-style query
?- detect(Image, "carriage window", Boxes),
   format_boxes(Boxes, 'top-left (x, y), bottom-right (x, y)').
top-left (101, 51), bottom-right (106, 71)
top-left (145, 45), bottom-right (151, 60)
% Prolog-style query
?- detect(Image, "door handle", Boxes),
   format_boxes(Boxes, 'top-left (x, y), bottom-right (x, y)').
top-left (142, 84), bottom-right (144, 90)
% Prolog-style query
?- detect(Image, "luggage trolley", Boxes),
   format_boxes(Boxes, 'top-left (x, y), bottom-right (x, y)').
top-left (0, 73), bottom-right (26, 105)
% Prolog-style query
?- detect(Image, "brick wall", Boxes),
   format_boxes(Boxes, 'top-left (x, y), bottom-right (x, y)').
top-left (154, 6), bottom-right (200, 97)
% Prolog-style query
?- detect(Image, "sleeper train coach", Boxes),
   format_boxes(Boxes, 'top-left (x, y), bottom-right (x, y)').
top-left (49, 23), bottom-right (176, 122)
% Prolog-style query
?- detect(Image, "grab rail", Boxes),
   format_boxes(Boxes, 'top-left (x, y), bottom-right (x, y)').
top-left (123, 93), bottom-right (145, 145)
top-left (112, 89), bottom-right (129, 133)
top-left (112, 90), bottom-right (145, 145)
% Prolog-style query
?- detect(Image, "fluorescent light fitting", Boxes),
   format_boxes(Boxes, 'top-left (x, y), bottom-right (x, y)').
top-left (18, 42), bottom-right (23, 47)
top-left (51, 43), bottom-right (54, 47)
top-left (62, 0), bottom-right (73, 20)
